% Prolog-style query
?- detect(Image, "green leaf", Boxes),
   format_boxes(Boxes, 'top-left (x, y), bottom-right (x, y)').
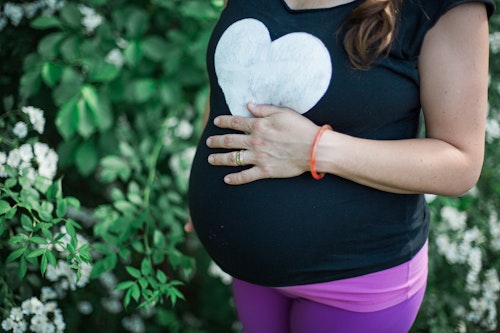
top-left (38, 32), bottom-right (66, 60)
top-left (116, 280), bottom-right (135, 291)
top-left (9, 234), bottom-right (29, 246)
top-left (125, 9), bottom-right (149, 38)
top-left (41, 253), bottom-right (48, 276)
top-left (113, 201), bottom-right (136, 214)
top-left (90, 254), bottom-right (117, 278)
top-left (124, 41), bottom-right (142, 67)
top-left (41, 62), bottom-right (63, 87)
top-left (0, 200), bottom-right (11, 215)
top-left (18, 257), bottom-right (28, 279)
top-left (126, 266), bottom-right (141, 279)
top-left (141, 258), bottom-right (153, 276)
top-left (6, 247), bottom-right (26, 263)
top-left (153, 230), bottom-right (166, 248)
top-left (5, 178), bottom-right (17, 188)
top-left (88, 60), bottom-right (121, 82)
top-left (30, 16), bottom-right (62, 29)
top-left (26, 248), bottom-right (46, 259)
top-left (142, 36), bottom-right (169, 62)
top-left (131, 79), bottom-right (157, 103)
top-left (56, 97), bottom-right (79, 139)
top-left (65, 221), bottom-right (77, 241)
top-left (46, 178), bottom-right (63, 200)
top-left (53, 67), bottom-right (82, 107)
top-left (21, 214), bottom-right (33, 232)
top-left (95, 93), bottom-right (113, 131)
top-left (30, 236), bottom-right (48, 245)
top-left (75, 141), bottom-right (98, 176)
top-left (131, 283), bottom-right (141, 302)
top-left (77, 97), bottom-right (96, 138)
top-left (156, 270), bottom-right (167, 284)
top-left (20, 70), bottom-right (41, 100)
top-left (46, 250), bottom-right (57, 267)
top-left (60, 3), bottom-right (82, 28)
top-left (56, 199), bottom-right (68, 218)
top-left (60, 35), bottom-right (80, 63)
top-left (99, 156), bottom-right (131, 183)
top-left (5, 206), bottom-right (17, 220)
top-left (124, 288), bottom-right (132, 308)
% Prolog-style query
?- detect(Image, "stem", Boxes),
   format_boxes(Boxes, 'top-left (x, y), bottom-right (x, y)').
top-left (142, 126), bottom-right (166, 261)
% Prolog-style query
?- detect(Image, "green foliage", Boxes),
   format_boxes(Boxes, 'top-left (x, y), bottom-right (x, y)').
top-left (1, 0), bottom-right (237, 332)
top-left (2, 0), bottom-right (500, 332)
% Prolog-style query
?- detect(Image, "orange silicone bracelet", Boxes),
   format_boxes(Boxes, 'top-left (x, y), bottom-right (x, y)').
top-left (310, 124), bottom-right (332, 180)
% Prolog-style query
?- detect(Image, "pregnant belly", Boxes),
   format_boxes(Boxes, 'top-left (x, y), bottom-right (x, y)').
top-left (187, 140), bottom-right (422, 286)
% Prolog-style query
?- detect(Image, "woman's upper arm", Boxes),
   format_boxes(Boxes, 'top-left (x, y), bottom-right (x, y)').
top-left (418, 3), bottom-right (489, 171)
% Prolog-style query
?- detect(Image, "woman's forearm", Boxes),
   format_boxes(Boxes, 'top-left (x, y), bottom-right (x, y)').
top-left (316, 131), bottom-right (483, 196)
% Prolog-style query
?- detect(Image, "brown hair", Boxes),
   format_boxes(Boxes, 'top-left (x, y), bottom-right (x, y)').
top-left (343, 0), bottom-right (402, 70)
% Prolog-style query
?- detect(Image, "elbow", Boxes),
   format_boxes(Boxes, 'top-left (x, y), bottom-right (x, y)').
top-left (441, 161), bottom-right (483, 197)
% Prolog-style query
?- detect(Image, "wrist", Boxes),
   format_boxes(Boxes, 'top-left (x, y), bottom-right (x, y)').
top-left (310, 125), bottom-right (333, 180)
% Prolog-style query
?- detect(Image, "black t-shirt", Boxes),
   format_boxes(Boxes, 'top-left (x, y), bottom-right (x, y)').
top-left (188, 0), bottom-right (495, 286)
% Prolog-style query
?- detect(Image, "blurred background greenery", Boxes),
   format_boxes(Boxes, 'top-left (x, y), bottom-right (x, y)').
top-left (0, 0), bottom-right (500, 332)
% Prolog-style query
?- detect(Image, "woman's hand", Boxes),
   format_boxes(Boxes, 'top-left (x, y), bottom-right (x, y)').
top-left (207, 103), bottom-right (320, 185)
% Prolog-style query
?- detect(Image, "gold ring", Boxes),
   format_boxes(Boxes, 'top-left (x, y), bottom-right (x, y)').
top-left (235, 150), bottom-right (244, 166)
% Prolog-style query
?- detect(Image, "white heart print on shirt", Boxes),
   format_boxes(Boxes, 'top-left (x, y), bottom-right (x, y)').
top-left (214, 18), bottom-right (333, 117)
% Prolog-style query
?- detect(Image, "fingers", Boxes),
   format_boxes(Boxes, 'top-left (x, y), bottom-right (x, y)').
top-left (206, 133), bottom-right (248, 150)
top-left (209, 150), bottom-right (249, 167)
top-left (223, 166), bottom-right (264, 185)
top-left (184, 217), bottom-right (195, 233)
top-left (213, 103), bottom-right (281, 132)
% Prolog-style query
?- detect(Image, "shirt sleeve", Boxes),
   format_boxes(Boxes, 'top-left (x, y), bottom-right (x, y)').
top-left (395, 0), bottom-right (495, 59)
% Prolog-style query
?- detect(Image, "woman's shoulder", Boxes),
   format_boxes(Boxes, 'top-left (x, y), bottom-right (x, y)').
top-left (402, 0), bottom-right (495, 22)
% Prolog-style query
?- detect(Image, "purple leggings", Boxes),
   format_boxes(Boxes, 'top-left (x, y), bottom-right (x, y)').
top-left (232, 279), bottom-right (426, 333)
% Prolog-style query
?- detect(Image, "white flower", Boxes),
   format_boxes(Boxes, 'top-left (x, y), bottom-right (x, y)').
top-left (169, 147), bottom-right (196, 182)
top-left (174, 119), bottom-right (194, 139)
top-left (9, 307), bottom-right (24, 321)
top-left (78, 5), bottom-right (103, 34)
top-left (122, 315), bottom-right (145, 333)
top-left (0, 165), bottom-right (7, 178)
top-left (4, 3), bottom-right (23, 26)
top-left (13, 121), bottom-right (28, 139)
top-left (7, 149), bottom-right (21, 168)
top-left (21, 297), bottom-right (44, 316)
top-left (22, 2), bottom-right (42, 19)
top-left (41, 287), bottom-right (58, 302)
top-left (18, 144), bottom-right (33, 162)
top-left (0, 151), bottom-right (7, 164)
top-left (105, 48), bottom-right (124, 67)
top-left (0, 15), bottom-right (8, 31)
top-left (77, 301), bottom-right (93, 315)
top-left (486, 117), bottom-right (500, 143)
top-left (101, 298), bottom-right (123, 314)
top-left (440, 206), bottom-right (467, 231)
top-left (21, 106), bottom-right (45, 134)
top-left (424, 193), bottom-right (437, 203)
top-left (38, 148), bottom-right (58, 179)
top-left (490, 31), bottom-right (500, 54)
top-left (34, 142), bottom-right (50, 159)
top-left (208, 261), bottom-right (232, 285)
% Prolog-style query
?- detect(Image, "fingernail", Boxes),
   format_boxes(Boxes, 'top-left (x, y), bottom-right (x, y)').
top-left (224, 176), bottom-right (232, 184)
top-left (206, 137), bottom-right (212, 146)
top-left (214, 117), bottom-right (220, 125)
top-left (208, 155), bottom-right (214, 164)
top-left (248, 102), bottom-right (256, 109)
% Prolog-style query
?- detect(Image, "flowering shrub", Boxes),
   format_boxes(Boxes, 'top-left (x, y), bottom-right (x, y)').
top-left (0, 106), bottom-right (91, 332)
top-left (1, 0), bottom-right (500, 332)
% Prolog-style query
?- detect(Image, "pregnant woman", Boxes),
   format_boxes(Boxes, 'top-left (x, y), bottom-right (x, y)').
top-left (188, 0), bottom-right (495, 332)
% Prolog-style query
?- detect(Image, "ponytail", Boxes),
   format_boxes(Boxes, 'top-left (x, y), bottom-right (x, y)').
top-left (343, 0), bottom-right (402, 70)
